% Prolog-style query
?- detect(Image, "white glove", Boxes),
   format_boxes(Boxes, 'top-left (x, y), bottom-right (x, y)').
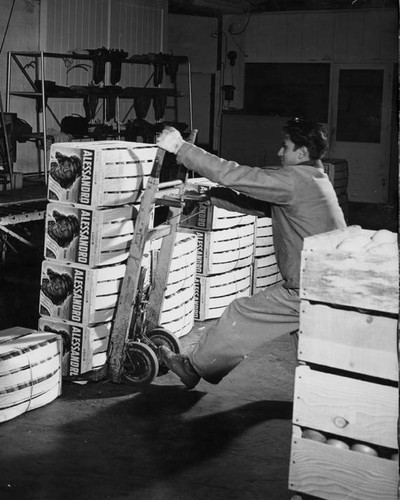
top-left (156, 126), bottom-right (185, 154)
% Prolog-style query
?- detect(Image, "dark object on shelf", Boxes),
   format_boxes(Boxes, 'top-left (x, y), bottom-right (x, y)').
top-left (221, 85), bottom-right (235, 101)
top-left (104, 85), bottom-right (123, 121)
top-left (60, 115), bottom-right (89, 137)
top-left (134, 95), bottom-right (152, 120)
top-left (89, 124), bottom-right (115, 139)
top-left (0, 111), bottom-right (16, 182)
top-left (109, 49), bottom-right (129, 85)
top-left (227, 50), bottom-right (237, 66)
top-left (34, 79), bottom-right (56, 92)
top-left (83, 92), bottom-right (99, 120)
top-left (126, 52), bottom-right (188, 85)
top-left (34, 80), bottom-right (74, 96)
top-left (153, 53), bottom-right (164, 86)
top-left (87, 47), bottom-right (109, 84)
top-left (14, 117), bottom-right (32, 143)
top-left (125, 118), bottom-right (155, 143)
top-left (87, 47), bottom-right (129, 85)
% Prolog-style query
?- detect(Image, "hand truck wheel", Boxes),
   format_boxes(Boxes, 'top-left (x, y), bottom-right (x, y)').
top-left (146, 327), bottom-right (181, 375)
top-left (122, 341), bottom-right (159, 385)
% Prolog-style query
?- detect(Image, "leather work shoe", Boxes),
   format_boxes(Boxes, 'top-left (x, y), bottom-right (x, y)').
top-left (159, 346), bottom-right (200, 389)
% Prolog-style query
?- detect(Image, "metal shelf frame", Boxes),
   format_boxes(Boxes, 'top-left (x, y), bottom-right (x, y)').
top-left (6, 51), bottom-right (193, 182)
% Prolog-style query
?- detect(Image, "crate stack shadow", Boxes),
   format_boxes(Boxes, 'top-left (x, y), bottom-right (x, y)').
top-left (289, 225), bottom-right (399, 500)
top-left (38, 140), bottom-right (165, 379)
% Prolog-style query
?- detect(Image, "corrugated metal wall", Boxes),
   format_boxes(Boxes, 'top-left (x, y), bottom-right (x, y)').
top-left (40, 0), bottom-right (167, 128)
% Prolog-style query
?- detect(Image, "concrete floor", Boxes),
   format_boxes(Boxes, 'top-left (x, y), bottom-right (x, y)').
top-left (0, 185), bottom-right (397, 500)
top-left (0, 321), bottom-right (297, 500)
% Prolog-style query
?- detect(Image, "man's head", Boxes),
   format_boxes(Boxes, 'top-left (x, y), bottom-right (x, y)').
top-left (278, 118), bottom-right (328, 166)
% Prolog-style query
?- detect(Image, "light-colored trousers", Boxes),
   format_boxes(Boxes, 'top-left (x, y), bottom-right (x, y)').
top-left (188, 282), bottom-right (300, 384)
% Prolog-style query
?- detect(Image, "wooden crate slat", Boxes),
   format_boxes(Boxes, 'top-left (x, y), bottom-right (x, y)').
top-left (300, 227), bottom-right (398, 314)
top-left (289, 426), bottom-right (398, 500)
top-left (299, 301), bottom-right (398, 381)
top-left (301, 250), bottom-right (398, 313)
top-left (293, 365), bottom-right (398, 448)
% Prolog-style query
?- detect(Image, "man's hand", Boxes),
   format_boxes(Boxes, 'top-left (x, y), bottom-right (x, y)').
top-left (156, 126), bottom-right (185, 154)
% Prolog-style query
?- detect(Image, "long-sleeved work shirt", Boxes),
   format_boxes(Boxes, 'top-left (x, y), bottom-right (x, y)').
top-left (177, 143), bottom-right (347, 289)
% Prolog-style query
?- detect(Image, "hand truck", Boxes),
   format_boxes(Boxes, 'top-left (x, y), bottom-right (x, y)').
top-left (107, 130), bottom-right (198, 385)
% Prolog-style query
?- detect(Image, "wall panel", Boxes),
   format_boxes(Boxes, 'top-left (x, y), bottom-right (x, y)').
top-left (245, 9), bottom-right (397, 63)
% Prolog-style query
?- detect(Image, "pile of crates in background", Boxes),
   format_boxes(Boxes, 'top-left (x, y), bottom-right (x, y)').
top-left (38, 141), bottom-right (159, 378)
top-left (181, 178), bottom-right (281, 320)
top-left (323, 158), bottom-right (348, 220)
top-left (289, 225), bottom-right (398, 500)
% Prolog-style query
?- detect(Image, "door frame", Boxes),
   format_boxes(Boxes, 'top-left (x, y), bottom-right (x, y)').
top-left (327, 62), bottom-right (394, 204)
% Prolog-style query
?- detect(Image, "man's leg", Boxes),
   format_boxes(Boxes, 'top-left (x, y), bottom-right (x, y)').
top-left (160, 282), bottom-right (299, 388)
top-left (189, 282), bottom-right (300, 383)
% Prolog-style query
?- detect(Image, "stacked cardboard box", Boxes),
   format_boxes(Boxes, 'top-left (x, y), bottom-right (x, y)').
top-left (181, 178), bottom-right (256, 321)
top-left (289, 226), bottom-right (399, 500)
top-left (38, 141), bottom-right (158, 378)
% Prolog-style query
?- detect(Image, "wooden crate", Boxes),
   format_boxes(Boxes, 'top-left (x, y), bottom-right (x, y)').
top-left (190, 223), bottom-right (255, 276)
top-left (254, 216), bottom-right (274, 257)
top-left (160, 285), bottom-right (195, 338)
top-left (161, 306), bottom-right (195, 338)
top-left (293, 365), bottom-right (398, 449)
top-left (38, 317), bottom-right (112, 377)
top-left (194, 265), bottom-right (252, 320)
top-left (252, 216), bottom-right (282, 291)
top-left (182, 203), bottom-right (255, 231)
top-left (48, 141), bottom-right (157, 207)
top-left (290, 225), bottom-right (399, 500)
top-left (323, 158), bottom-right (348, 197)
top-left (252, 254), bottom-right (282, 292)
top-left (181, 178), bottom-right (256, 230)
top-left (44, 202), bottom-right (139, 267)
top-left (150, 232), bottom-right (197, 297)
top-left (298, 301), bottom-right (398, 381)
top-left (300, 226), bottom-right (398, 314)
top-left (289, 425), bottom-right (398, 500)
top-left (0, 327), bottom-right (62, 423)
top-left (39, 260), bottom-right (126, 325)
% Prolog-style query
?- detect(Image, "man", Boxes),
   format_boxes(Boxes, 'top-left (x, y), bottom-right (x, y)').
top-left (156, 118), bottom-right (346, 389)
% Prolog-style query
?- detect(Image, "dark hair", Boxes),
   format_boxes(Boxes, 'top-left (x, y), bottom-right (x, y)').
top-left (283, 118), bottom-right (328, 160)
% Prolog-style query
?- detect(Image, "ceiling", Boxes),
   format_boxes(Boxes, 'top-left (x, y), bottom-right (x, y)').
top-left (168, 0), bottom-right (398, 17)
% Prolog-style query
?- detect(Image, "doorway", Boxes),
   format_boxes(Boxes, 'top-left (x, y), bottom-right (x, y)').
top-left (328, 63), bottom-right (394, 203)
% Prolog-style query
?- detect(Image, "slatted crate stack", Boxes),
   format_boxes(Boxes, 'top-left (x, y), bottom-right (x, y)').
top-left (289, 225), bottom-right (399, 500)
top-left (38, 140), bottom-right (158, 378)
top-left (253, 216), bottom-right (282, 292)
top-left (148, 231), bottom-right (198, 339)
top-left (181, 178), bottom-right (256, 321)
